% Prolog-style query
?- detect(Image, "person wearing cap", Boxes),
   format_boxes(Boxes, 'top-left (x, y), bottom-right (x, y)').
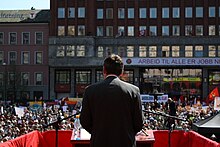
top-left (80, 54), bottom-right (143, 147)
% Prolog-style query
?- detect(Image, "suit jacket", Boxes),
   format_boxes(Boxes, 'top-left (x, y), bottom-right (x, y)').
top-left (80, 76), bottom-right (143, 147)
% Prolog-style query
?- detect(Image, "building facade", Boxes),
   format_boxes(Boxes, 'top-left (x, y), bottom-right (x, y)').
top-left (0, 10), bottom-right (50, 103)
top-left (49, 0), bottom-right (220, 101)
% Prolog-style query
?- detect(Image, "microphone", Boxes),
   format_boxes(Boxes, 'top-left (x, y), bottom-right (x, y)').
top-left (141, 128), bottom-right (148, 136)
top-left (143, 110), bottom-right (187, 122)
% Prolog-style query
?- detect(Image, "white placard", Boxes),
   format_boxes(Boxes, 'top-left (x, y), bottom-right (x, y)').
top-left (214, 97), bottom-right (220, 110)
top-left (141, 95), bottom-right (154, 103)
top-left (157, 95), bottom-right (168, 103)
top-left (80, 128), bottom-right (91, 140)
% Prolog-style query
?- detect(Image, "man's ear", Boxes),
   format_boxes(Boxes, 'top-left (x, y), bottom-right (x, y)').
top-left (118, 69), bottom-right (123, 77)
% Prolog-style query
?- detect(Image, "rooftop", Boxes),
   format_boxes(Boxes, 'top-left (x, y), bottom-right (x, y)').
top-left (0, 9), bottom-right (50, 23)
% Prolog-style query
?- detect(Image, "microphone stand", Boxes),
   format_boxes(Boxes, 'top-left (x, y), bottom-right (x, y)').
top-left (43, 112), bottom-right (80, 147)
top-left (143, 110), bottom-right (187, 147)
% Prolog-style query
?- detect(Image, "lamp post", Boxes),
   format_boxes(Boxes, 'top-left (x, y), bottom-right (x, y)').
top-left (2, 62), bottom-right (6, 106)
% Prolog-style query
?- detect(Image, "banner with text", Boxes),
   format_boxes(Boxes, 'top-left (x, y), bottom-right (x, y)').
top-left (123, 58), bottom-right (220, 66)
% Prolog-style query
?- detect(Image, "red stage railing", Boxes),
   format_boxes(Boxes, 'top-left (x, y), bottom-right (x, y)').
top-left (0, 130), bottom-right (219, 147)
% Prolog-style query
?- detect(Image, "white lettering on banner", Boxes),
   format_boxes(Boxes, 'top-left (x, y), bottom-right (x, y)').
top-left (124, 58), bottom-right (220, 66)
top-left (0, 13), bottom-right (25, 20)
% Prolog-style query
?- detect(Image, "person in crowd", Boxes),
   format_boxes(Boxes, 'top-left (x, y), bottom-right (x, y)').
top-left (165, 98), bottom-right (177, 129)
top-left (80, 54), bottom-right (144, 147)
top-left (167, 98), bottom-right (177, 116)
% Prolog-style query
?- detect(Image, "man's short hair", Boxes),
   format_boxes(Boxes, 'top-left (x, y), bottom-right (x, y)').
top-left (103, 54), bottom-right (124, 76)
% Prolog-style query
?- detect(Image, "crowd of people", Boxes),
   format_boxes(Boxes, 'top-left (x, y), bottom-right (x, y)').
top-left (0, 98), bottom-right (218, 143)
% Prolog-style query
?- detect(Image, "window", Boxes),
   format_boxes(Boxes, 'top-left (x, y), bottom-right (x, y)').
top-left (68, 26), bottom-right (75, 36)
top-left (76, 70), bottom-right (91, 84)
top-left (57, 46), bottom-right (65, 57)
top-left (162, 26), bottom-right (169, 36)
top-left (106, 26), bottom-right (113, 36)
top-left (162, 46), bottom-right (170, 57)
top-left (118, 8), bottom-right (125, 19)
top-left (218, 46), bottom-right (220, 57)
top-left (78, 25), bottom-right (85, 36)
top-left (76, 45), bottom-right (85, 57)
top-left (196, 7), bottom-right (203, 18)
top-left (35, 52), bottom-right (43, 64)
top-left (66, 45), bottom-right (75, 57)
top-left (9, 32), bottom-right (17, 44)
top-left (209, 71), bottom-right (220, 88)
top-left (209, 46), bottom-right (216, 57)
top-left (0, 73), bottom-right (3, 86)
top-left (149, 46), bottom-right (157, 57)
top-left (209, 7), bottom-right (215, 17)
top-left (128, 8), bottom-right (134, 19)
top-left (139, 46), bottom-right (147, 57)
top-left (185, 25), bottom-right (192, 36)
top-left (97, 9), bottom-right (103, 19)
top-left (139, 26), bottom-right (146, 36)
top-left (172, 46), bottom-right (180, 57)
top-left (185, 46), bottom-right (193, 57)
top-left (162, 8), bottom-right (169, 18)
top-left (22, 32), bottom-right (30, 44)
top-left (0, 51), bottom-right (3, 64)
top-left (139, 8), bottom-right (146, 18)
top-left (195, 46), bottom-right (203, 57)
top-left (35, 73), bottom-right (43, 85)
top-left (150, 8), bottom-right (157, 18)
top-left (185, 7), bottom-right (192, 18)
top-left (58, 8), bottom-right (65, 18)
top-left (122, 70), bottom-right (134, 83)
top-left (219, 7), bottom-right (220, 17)
top-left (118, 26), bottom-right (125, 36)
top-left (118, 46), bottom-right (125, 57)
top-left (58, 26), bottom-right (65, 36)
top-left (96, 70), bottom-right (104, 82)
top-left (97, 46), bottom-right (104, 57)
top-left (127, 26), bottom-right (134, 36)
top-left (56, 70), bottom-right (70, 84)
top-left (0, 32), bottom-right (3, 44)
top-left (149, 26), bottom-right (157, 36)
top-left (219, 25), bottom-right (220, 36)
top-left (106, 46), bottom-right (113, 56)
top-left (97, 26), bottom-right (103, 36)
top-left (173, 7), bottom-right (180, 18)
top-left (35, 32), bottom-right (43, 44)
top-left (68, 7), bottom-right (75, 18)
top-left (22, 52), bottom-right (29, 64)
top-left (21, 73), bottom-right (29, 86)
top-left (78, 7), bottom-right (85, 18)
top-left (9, 52), bottom-right (16, 64)
top-left (9, 73), bottom-right (15, 85)
top-left (106, 8), bottom-right (113, 19)
top-left (127, 46), bottom-right (134, 57)
top-left (209, 25), bottom-right (215, 35)
top-left (173, 25), bottom-right (180, 36)
top-left (196, 25), bottom-right (203, 36)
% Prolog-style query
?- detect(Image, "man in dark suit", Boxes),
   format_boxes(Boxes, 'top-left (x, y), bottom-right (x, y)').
top-left (80, 54), bottom-right (143, 147)
top-left (166, 98), bottom-right (177, 129)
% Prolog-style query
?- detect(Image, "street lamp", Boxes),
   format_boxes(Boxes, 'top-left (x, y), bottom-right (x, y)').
top-left (2, 62), bottom-right (6, 106)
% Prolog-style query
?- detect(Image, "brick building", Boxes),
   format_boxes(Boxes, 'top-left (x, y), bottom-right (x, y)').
top-left (49, 0), bottom-right (220, 101)
top-left (0, 10), bottom-right (50, 103)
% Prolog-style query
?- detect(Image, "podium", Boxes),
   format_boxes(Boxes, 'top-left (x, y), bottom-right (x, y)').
top-left (71, 129), bottom-right (155, 147)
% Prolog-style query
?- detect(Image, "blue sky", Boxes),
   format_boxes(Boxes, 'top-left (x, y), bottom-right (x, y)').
top-left (0, 0), bottom-right (50, 10)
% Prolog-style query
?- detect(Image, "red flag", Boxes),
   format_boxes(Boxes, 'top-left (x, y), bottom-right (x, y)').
top-left (208, 87), bottom-right (219, 102)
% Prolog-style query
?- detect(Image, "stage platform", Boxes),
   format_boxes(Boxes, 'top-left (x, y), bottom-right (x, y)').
top-left (0, 130), bottom-right (219, 147)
